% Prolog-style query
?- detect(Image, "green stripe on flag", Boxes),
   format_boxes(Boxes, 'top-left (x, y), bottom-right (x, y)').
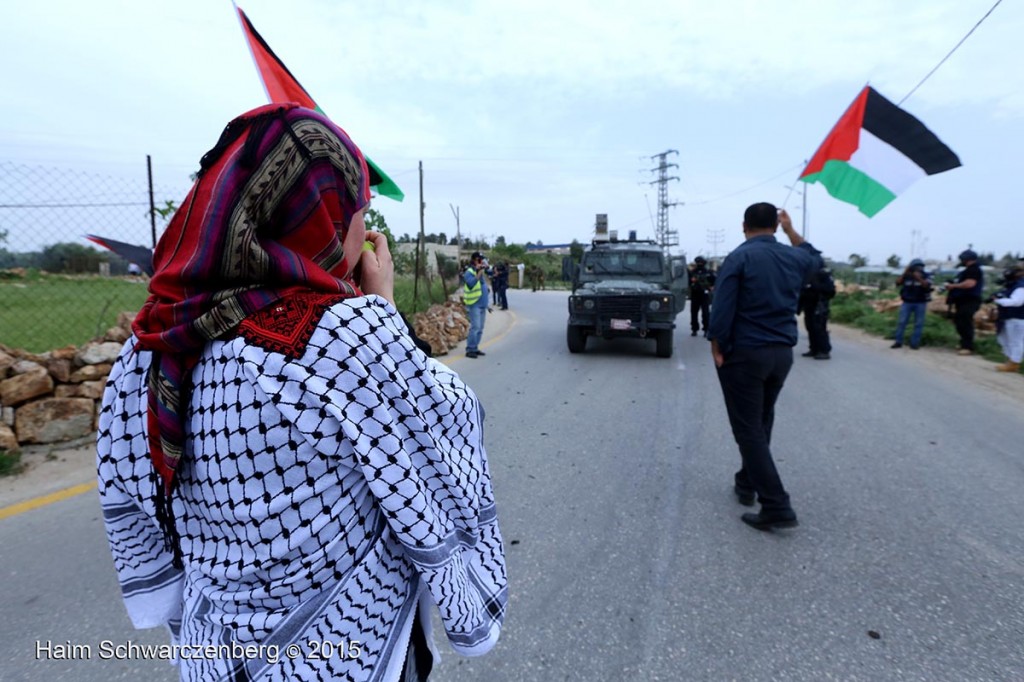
top-left (366, 157), bottom-right (405, 202)
top-left (802, 160), bottom-right (896, 218)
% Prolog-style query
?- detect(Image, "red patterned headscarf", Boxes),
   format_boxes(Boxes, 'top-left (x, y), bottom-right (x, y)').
top-left (132, 103), bottom-right (371, 516)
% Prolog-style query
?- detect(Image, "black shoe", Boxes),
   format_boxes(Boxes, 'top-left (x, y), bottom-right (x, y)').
top-left (741, 511), bottom-right (799, 532)
top-left (466, 351), bottom-right (479, 358)
top-left (890, 342), bottom-right (902, 349)
top-left (801, 350), bottom-right (816, 357)
top-left (691, 330), bottom-right (698, 337)
top-left (475, 350), bottom-right (486, 356)
top-left (813, 353), bottom-right (830, 360)
top-left (733, 486), bottom-right (755, 507)
top-left (910, 344), bottom-right (919, 350)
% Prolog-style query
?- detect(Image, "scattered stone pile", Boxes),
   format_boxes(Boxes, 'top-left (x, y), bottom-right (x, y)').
top-left (0, 302), bottom-right (470, 452)
top-left (411, 299), bottom-right (470, 356)
top-left (867, 296), bottom-right (998, 332)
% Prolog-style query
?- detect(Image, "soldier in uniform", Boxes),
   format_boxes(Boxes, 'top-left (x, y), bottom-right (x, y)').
top-left (688, 256), bottom-right (716, 337)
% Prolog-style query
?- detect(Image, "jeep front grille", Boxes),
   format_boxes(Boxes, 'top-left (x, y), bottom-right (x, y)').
top-left (597, 297), bottom-right (644, 317)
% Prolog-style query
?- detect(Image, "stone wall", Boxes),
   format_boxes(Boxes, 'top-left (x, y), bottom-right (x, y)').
top-left (0, 312), bottom-right (134, 451)
top-left (0, 302), bottom-right (470, 452)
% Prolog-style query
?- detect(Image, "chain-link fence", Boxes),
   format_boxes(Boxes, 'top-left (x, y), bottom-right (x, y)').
top-left (0, 160), bottom-right (190, 353)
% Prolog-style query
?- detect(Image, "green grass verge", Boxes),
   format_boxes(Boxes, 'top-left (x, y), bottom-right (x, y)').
top-left (830, 290), bottom-right (1015, 369)
top-left (0, 449), bottom-right (23, 477)
top-left (0, 272), bottom-right (464, 354)
top-left (0, 272), bottom-right (150, 353)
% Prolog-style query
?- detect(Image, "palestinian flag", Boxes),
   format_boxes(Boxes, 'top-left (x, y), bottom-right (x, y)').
top-left (800, 86), bottom-right (960, 217)
top-left (234, 4), bottom-right (405, 202)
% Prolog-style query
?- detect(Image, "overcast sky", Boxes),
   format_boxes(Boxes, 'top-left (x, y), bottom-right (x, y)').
top-left (1, 0), bottom-right (1020, 264)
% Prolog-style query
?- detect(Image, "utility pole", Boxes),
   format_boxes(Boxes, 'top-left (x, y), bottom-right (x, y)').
top-left (449, 203), bottom-right (461, 260)
top-left (648, 150), bottom-right (681, 254)
top-left (707, 228), bottom-right (724, 260)
top-left (414, 161), bottom-right (424, 309)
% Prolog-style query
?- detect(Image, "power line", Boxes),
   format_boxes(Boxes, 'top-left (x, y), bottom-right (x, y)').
top-left (898, 0), bottom-right (1004, 106)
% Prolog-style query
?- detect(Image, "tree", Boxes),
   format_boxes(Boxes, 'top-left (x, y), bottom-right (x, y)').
top-left (886, 254), bottom-right (901, 268)
top-left (39, 242), bottom-right (106, 274)
top-left (495, 235), bottom-right (506, 247)
top-left (848, 253), bottom-right (868, 268)
top-left (570, 239), bottom-right (584, 263)
top-left (364, 208), bottom-right (396, 254)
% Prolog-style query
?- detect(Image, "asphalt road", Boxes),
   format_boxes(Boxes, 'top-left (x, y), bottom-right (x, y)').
top-left (1, 289), bottom-right (1022, 681)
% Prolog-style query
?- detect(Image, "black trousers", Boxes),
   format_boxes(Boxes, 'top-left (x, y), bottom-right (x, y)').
top-left (716, 345), bottom-right (795, 515)
top-left (953, 300), bottom-right (980, 351)
top-left (690, 294), bottom-right (710, 333)
top-left (803, 298), bottom-right (832, 354)
top-left (398, 614), bottom-right (434, 681)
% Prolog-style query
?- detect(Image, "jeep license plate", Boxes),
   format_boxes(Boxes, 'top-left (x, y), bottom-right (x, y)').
top-left (610, 319), bottom-right (632, 330)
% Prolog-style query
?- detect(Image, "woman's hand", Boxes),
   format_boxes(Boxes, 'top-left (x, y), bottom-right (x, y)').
top-left (358, 231), bottom-right (395, 305)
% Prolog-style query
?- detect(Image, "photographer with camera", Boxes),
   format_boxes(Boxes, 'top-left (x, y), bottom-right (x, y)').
top-left (988, 265), bottom-right (1024, 372)
top-left (943, 249), bottom-right (984, 356)
top-left (463, 251), bottom-right (493, 358)
top-left (890, 258), bottom-right (934, 350)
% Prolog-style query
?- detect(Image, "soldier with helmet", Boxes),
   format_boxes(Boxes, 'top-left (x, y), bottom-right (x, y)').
top-left (891, 258), bottom-right (934, 350)
top-left (944, 249), bottom-right (985, 356)
top-left (688, 256), bottom-right (716, 337)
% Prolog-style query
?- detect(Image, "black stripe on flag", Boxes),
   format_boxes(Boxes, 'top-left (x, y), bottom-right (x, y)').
top-left (862, 87), bottom-right (961, 175)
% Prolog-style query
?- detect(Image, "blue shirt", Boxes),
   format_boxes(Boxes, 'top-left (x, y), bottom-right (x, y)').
top-left (707, 235), bottom-right (819, 355)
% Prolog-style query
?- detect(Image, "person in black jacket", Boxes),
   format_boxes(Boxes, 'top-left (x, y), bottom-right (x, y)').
top-left (798, 256), bottom-right (835, 360)
top-left (890, 258), bottom-right (933, 350)
top-left (688, 256), bottom-right (716, 336)
top-left (944, 249), bottom-right (985, 355)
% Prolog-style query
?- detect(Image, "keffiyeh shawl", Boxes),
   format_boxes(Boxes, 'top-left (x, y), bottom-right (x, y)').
top-left (98, 104), bottom-right (507, 680)
top-left (133, 103), bottom-right (371, 548)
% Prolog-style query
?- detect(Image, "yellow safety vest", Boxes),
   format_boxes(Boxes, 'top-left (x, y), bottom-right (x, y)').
top-left (462, 269), bottom-right (483, 305)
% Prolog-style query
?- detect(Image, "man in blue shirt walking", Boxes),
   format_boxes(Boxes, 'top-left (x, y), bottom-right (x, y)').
top-left (708, 203), bottom-right (819, 531)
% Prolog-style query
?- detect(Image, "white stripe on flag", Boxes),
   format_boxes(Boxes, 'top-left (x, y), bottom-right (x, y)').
top-left (849, 129), bottom-right (926, 196)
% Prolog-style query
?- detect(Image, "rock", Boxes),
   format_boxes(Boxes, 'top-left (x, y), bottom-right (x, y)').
top-left (15, 398), bottom-right (95, 444)
top-left (411, 301), bottom-right (470, 356)
top-left (1, 369), bottom-right (54, 406)
top-left (77, 341), bottom-right (124, 366)
top-left (11, 359), bottom-right (45, 376)
top-left (0, 423), bottom-right (16, 452)
top-left (103, 326), bottom-right (132, 344)
top-left (50, 345), bottom-right (78, 361)
top-left (47, 358), bottom-right (73, 383)
top-left (55, 381), bottom-right (106, 400)
top-left (0, 349), bottom-right (13, 379)
top-left (69, 363), bottom-right (112, 383)
top-left (116, 311), bottom-right (136, 332)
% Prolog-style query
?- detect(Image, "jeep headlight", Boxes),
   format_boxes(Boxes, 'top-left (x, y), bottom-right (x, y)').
top-left (583, 299), bottom-right (595, 310)
top-left (648, 299), bottom-right (662, 311)
top-left (648, 296), bottom-right (671, 312)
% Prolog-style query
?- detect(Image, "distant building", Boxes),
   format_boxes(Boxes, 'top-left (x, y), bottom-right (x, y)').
top-left (525, 243), bottom-right (573, 254)
top-left (394, 243), bottom-right (459, 273)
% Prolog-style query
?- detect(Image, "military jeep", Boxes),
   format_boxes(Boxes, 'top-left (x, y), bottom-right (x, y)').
top-left (567, 238), bottom-right (687, 357)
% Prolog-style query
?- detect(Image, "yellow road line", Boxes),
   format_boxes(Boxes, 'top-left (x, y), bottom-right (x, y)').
top-left (448, 309), bottom-right (518, 362)
top-left (0, 481), bottom-right (96, 521)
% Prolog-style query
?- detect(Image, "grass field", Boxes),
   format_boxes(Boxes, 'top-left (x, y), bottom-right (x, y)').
top-left (1, 273), bottom-right (150, 353)
top-left (0, 271), bottom-right (462, 354)
top-left (830, 289), bottom-right (1015, 369)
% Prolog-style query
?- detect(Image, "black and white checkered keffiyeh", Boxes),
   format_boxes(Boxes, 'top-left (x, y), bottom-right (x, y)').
top-left (97, 295), bottom-right (507, 681)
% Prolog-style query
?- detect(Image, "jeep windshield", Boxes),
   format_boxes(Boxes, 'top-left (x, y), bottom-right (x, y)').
top-left (581, 251), bottom-right (663, 276)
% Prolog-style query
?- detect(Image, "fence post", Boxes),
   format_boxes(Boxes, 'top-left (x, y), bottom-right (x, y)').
top-left (147, 155), bottom-right (157, 249)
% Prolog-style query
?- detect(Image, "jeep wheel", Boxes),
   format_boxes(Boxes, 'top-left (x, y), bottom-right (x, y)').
top-left (567, 325), bottom-right (587, 353)
top-left (655, 329), bottom-right (673, 358)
